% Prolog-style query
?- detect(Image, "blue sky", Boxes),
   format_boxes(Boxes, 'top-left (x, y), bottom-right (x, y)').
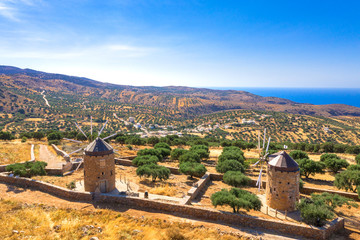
top-left (0, 0), bottom-right (359, 88)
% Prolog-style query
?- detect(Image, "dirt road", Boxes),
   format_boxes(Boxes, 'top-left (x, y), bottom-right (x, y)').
top-left (38, 144), bottom-right (64, 169)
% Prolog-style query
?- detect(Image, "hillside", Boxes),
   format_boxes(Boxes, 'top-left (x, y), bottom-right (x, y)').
top-left (1, 65), bottom-right (360, 118)
top-left (1, 65), bottom-right (360, 144)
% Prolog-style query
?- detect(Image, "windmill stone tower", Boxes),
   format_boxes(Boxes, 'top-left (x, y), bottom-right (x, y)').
top-left (265, 151), bottom-right (300, 211)
top-left (83, 137), bottom-right (116, 193)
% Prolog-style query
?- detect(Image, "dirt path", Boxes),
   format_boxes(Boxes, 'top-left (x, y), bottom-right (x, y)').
top-left (0, 183), bottom-right (302, 240)
top-left (39, 145), bottom-right (64, 169)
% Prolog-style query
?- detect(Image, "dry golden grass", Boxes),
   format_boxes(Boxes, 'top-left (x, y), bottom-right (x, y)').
top-left (0, 142), bottom-right (31, 165)
top-left (0, 199), bottom-right (246, 240)
top-left (149, 184), bottom-right (178, 197)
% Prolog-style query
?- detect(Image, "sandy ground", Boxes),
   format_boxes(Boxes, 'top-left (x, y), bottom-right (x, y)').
top-left (39, 144), bottom-right (66, 169)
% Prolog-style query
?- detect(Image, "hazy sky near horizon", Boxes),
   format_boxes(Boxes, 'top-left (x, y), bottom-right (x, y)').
top-left (0, 1), bottom-right (360, 88)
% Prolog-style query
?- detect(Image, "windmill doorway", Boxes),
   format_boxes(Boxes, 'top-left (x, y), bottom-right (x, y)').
top-left (99, 180), bottom-right (108, 193)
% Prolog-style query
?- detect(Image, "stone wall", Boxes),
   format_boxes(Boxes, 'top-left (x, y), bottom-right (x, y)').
top-left (0, 173), bottom-right (92, 201)
top-left (97, 194), bottom-right (344, 240)
top-left (51, 144), bottom-right (70, 161)
top-left (187, 172), bottom-right (210, 202)
top-left (301, 186), bottom-right (359, 201)
top-left (0, 173), bottom-right (344, 240)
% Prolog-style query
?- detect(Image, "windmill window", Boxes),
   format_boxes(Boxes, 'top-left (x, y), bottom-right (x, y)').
top-left (274, 188), bottom-right (276, 191)
top-left (100, 159), bottom-right (106, 168)
top-left (102, 172), bottom-right (105, 175)
top-left (289, 196), bottom-right (292, 199)
top-left (279, 181), bottom-right (282, 184)
top-left (110, 170), bottom-right (113, 176)
top-left (287, 182), bottom-right (290, 185)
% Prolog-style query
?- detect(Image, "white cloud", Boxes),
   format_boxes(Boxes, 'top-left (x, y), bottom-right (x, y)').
top-left (0, 0), bottom-right (42, 21)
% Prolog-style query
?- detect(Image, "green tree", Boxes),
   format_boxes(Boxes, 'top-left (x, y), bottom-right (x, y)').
top-left (296, 198), bottom-right (334, 227)
top-left (179, 162), bottom-right (207, 179)
top-left (190, 145), bottom-right (210, 159)
top-left (0, 131), bottom-right (15, 140)
top-left (297, 158), bottom-right (325, 178)
top-left (136, 164), bottom-right (170, 182)
top-left (47, 131), bottom-right (63, 141)
top-left (170, 148), bottom-right (188, 160)
top-left (132, 155), bottom-right (158, 166)
top-left (216, 160), bottom-right (245, 173)
top-left (334, 170), bottom-right (360, 192)
top-left (137, 148), bottom-right (162, 161)
top-left (6, 161), bottom-right (47, 178)
top-left (147, 136), bottom-right (160, 146)
top-left (179, 151), bottom-right (201, 163)
top-left (310, 192), bottom-right (358, 210)
top-left (223, 171), bottom-right (251, 187)
top-left (320, 153), bottom-right (339, 162)
top-left (211, 188), bottom-right (262, 213)
top-left (347, 165), bottom-right (360, 171)
top-left (154, 142), bottom-right (171, 150)
top-left (356, 154), bottom-right (360, 165)
top-left (218, 148), bottom-right (245, 164)
top-left (289, 150), bottom-right (309, 160)
top-left (156, 148), bottom-right (171, 159)
top-left (324, 158), bottom-right (349, 174)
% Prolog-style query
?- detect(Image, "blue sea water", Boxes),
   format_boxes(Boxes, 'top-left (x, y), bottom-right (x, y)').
top-left (208, 87), bottom-right (360, 108)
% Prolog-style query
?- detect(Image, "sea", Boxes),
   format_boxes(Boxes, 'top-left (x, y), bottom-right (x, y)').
top-left (208, 87), bottom-right (360, 108)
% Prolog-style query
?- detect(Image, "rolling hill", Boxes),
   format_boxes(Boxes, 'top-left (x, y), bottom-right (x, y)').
top-left (1, 65), bottom-right (360, 118)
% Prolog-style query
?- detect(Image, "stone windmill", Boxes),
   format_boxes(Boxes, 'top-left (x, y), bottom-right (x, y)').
top-left (253, 129), bottom-right (300, 212)
top-left (63, 117), bottom-right (118, 193)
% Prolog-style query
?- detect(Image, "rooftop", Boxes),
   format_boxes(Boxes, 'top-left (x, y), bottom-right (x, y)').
top-left (268, 151), bottom-right (299, 172)
top-left (85, 137), bottom-right (113, 156)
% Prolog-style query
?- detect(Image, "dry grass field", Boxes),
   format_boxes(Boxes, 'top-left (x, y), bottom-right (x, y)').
top-left (0, 141), bottom-right (31, 165)
top-left (0, 199), bottom-right (246, 240)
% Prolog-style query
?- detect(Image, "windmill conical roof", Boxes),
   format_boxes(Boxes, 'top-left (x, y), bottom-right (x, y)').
top-left (268, 151), bottom-right (299, 172)
top-left (85, 137), bottom-right (113, 156)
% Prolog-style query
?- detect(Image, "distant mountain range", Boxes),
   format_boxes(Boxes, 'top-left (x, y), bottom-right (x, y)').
top-left (1, 65), bottom-right (360, 117)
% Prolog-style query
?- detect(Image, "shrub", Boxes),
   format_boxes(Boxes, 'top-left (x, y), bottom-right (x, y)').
top-left (347, 164), bottom-right (360, 171)
top-left (190, 145), bottom-right (210, 159)
top-left (0, 131), bottom-right (15, 140)
top-left (179, 151), bottom-right (201, 164)
top-left (216, 160), bottom-right (245, 173)
top-left (223, 171), bottom-right (251, 187)
top-left (170, 148), bottom-right (188, 160)
top-left (320, 153), bottom-right (340, 162)
top-left (356, 154), bottom-right (360, 165)
top-left (324, 158), bottom-right (349, 174)
top-left (21, 137), bottom-right (27, 143)
top-left (297, 158), bottom-right (325, 178)
top-left (6, 161), bottom-right (47, 178)
top-left (33, 131), bottom-right (45, 140)
top-left (132, 155), bottom-right (158, 166)
top-left (211, 188), bottom-right (262, 213)
top-left (218, 149), bottom-right (245, 164)
top-left (310, 192), bottom-right (358, 210)
top-left (179, 162), bottom-right (207, 179)
top-left (136, 164), bottom-right (170, 182)
top-left (299, 178), bottom-right (304, 190)
top-left (47, 131), bottom-right (63, 141)
top-left (154, 142), bottom-right (171, 150)
top-left (137, 148), bottom-right (162, 161)
top-left (126, 145), bottom-right (133, 150)
top-left (115, 135), bottom-right (127, 144)
top-left (156, 148), bottom-right (171, 159)
top-left (289, 150), bottom-right (309, 160)
top-left (48, 140), bottom-right (60, 145)
top-left (334, 170), bottom-right (360, 192)
top-left (66, 181), bottom-right (76, 190)
top-left (296, 199), bottom-right (334, 227)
